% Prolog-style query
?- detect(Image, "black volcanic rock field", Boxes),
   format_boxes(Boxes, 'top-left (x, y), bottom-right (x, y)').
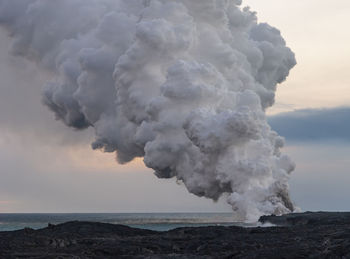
top-left (1, 212), bottom-right (350, 258)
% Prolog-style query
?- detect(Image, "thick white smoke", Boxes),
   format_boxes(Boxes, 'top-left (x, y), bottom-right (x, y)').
top-left (0, 0), bottom-right (296, 221)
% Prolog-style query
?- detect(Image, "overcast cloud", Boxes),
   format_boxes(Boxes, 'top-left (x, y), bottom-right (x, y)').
top-left (269, 107), bottom-right (350, 142)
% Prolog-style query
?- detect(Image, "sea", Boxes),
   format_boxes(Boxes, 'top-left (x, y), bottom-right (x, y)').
top-left (0, 213), bottom-right (260, 232)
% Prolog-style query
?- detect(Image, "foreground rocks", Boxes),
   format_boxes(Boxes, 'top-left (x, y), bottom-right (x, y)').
top-left (1, 212), bottom-right (350, 258)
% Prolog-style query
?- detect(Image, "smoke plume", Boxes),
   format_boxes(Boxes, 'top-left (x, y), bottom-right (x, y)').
top-left (0, 0), bottom-right (296, 221)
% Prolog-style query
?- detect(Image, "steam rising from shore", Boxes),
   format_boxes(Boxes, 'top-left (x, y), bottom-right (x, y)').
top-left (0, 0), bottom-right (296, 221)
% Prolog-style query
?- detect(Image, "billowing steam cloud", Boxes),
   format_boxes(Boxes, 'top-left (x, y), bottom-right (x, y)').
top-left (0, 0), bottom-right (296, 221)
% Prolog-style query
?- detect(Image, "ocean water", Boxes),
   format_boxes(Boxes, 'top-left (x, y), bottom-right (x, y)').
top-left (0, 213), bottom-right (258, 232)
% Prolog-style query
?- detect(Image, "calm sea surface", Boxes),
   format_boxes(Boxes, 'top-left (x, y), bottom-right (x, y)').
top-left (0, 213), bottom-right (258, 232)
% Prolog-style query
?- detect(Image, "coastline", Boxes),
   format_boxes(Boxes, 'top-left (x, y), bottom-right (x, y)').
top-left (0, 212), bottom-right (247, 232)
top-left (1, 212), bottom-right (350, 258)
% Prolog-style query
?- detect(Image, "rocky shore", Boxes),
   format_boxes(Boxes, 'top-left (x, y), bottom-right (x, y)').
top-left (1, 212), bottom-right (350, 258)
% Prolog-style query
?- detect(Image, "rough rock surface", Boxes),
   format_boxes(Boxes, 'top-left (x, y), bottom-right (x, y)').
top-left (1, 212), bottom-right (350, 258)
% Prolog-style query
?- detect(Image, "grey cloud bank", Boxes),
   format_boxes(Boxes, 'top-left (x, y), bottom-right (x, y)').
top-left (0, 0), bottom-right (296, 220)
top-left (269, 107), bottom-right (350, 142)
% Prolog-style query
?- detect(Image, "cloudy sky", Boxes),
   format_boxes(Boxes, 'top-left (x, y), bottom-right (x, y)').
top-left (0, 0), bottom-right (349, 213)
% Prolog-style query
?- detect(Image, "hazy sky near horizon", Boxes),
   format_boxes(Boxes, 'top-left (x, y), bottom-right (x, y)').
top-left (245, 0), bottom-right (350, 113)
top-left (0, 0), bottom-right (349, 213)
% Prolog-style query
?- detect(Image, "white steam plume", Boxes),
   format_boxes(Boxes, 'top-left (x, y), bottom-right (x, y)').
top-left (0, 0), bottom-right (296, 221)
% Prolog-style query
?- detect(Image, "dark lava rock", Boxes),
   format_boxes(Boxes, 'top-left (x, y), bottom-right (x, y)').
top-left (260, 211), bottom-right (350, 226)
top-left (1, 212), bottom-right (350, 258)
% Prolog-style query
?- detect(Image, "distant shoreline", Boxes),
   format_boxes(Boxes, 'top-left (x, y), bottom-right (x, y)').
top-left (0, 212), bottom-right (243, 232)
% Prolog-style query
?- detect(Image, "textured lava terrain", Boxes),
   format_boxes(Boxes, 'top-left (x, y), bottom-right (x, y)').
top-left (1, 212), bottom-right (350, 258)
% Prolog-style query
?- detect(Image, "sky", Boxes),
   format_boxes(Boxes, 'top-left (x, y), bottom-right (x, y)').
top-left (0, 0), bottom-right (349, 213)
top-left (245, 0), bottom-right (350, 113)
